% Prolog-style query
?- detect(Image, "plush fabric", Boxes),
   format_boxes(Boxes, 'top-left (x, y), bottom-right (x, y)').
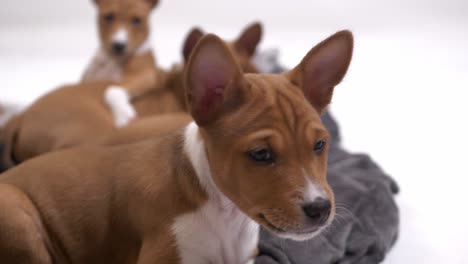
top-left (254, 51), bottom-right (400, 264)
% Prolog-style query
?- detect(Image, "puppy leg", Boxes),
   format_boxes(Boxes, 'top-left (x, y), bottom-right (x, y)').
top-left (104, 86), bottom-right (137, 128)
top-left (0, 184), bottom-right (52, 264)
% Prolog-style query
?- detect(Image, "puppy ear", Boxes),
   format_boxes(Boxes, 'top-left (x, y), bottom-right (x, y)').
top-left (185, 34), bottom-right (244, 125)
top-left (235, 22), bottom-right (263, 57)
top-left (182, 27), bottom-right (205, 62)
top-left (145, 0), bottom-right (159, 8)
top-left (288, 30), bottom-right (353, 114)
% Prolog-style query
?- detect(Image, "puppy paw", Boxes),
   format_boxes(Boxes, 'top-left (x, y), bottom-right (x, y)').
top-left (104, 86), bottom-right (137, 128)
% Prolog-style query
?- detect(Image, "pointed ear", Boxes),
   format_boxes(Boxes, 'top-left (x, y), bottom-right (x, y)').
top-left (185, 34), bottom-right (244, 125)
top-left (235, 22), bottom-right (263, 57)
top-left (288, 30), bottom-right (353, 114)
top-left (182, 27), bottom-right (205, 62)
top-left (145, 0), bottom-right (159, 9)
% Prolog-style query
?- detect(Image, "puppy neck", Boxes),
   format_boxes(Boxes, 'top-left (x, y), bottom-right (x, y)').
top-left (183, 122), bottom-right (230, 207)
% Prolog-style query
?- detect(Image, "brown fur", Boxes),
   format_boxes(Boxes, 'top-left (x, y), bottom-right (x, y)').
top-left (8, 82), bottom-right (116, 165)
top-left (0, 31), bottom-right (353, 263)
top-left (1, 114), bottom-right (23, 169)
top-left (103, 113), bottom-right (191, 145)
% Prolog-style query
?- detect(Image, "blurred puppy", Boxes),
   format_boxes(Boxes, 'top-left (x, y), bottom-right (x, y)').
top-left (83, 0), bottom-right (162, 127)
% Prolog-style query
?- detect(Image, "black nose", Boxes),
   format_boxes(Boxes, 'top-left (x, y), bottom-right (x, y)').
top-left (302, 198), bottom-right (331, 225)
top-left (112, 42), bottom-right (126, 54)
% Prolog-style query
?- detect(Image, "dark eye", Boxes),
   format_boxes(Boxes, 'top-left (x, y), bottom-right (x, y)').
top-left (103, 13), bottom-right (115, 23)
top-left (131, 16), bottom-right (142, 25)
top-left (313, 140), bottom-right (326, 154)
top-left (248, 148), bottom-right (275, 164)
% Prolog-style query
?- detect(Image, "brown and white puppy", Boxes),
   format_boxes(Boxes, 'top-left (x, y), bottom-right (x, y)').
top-left (83, 0), bottom-right (162, 127)
top-left (0, 30), bottom-right (353, 263)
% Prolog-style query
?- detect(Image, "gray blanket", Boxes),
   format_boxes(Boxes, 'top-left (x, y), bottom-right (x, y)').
top-left (254, 51), bottom-right (400, 264)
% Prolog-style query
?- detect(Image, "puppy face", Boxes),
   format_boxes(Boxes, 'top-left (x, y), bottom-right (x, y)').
top-left (93, 0), bottom-right (158, 58)
top-left (185, 31), bottom-right (353, 240)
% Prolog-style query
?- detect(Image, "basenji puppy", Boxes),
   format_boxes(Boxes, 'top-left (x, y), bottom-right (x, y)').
top-left (0, 23), bottom-right (263, 170)
top-left (83, 0), bottom-right (162, 127)
top-left (0, 30), bottom-right (353, 263)
top-left (130, 22), bottom-right (263, 117)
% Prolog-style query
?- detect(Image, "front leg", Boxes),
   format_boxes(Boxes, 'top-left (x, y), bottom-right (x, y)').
top-left (104, 86), bottom-right (137, 128)
top-left (104, 69), bottom-right (166, 128)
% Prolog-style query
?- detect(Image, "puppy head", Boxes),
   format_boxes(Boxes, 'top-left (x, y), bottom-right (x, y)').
top-left (181, 22), bottom-right (263, 73)
top-left (185, 31), bottom-right (353, 241)
top-left (92, 0), bottom-right (158, 58)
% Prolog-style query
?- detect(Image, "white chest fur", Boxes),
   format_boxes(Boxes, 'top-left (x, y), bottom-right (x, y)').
top-left (172, 199), bottom-right (259, 264)
top-left (82, 49), bottom-right (123, 82)
top-left (173, 122), bottom-right (259, 264)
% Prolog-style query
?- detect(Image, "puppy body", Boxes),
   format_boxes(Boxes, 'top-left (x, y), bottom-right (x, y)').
top-left (6, 82), bottom-right (115, 166)
top-left (0, 131), bottom-right (200, 264)
top-left (83, 0), bottom-right (163, 126)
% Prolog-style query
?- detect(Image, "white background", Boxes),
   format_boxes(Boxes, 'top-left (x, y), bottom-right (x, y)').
top-left (1, 0), bottom-right (468, 263)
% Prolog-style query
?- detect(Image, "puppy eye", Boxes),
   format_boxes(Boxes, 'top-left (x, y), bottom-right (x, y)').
top-left (103, 13), bottom-right (115, 23)
top-left (248, 148), bottom-right (275, 164)
top-left (131, 16), bottom-right (142, 25)
top-left (313, 140), bottom-right (326, 154)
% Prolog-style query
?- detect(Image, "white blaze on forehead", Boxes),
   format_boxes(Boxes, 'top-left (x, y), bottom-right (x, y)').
top-left (113, 28), bottom-right (128, 43)
top-left (302, 169), bottom-right (327, 202)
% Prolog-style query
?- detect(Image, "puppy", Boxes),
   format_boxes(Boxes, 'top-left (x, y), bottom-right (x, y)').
top-left (0, 30), bottom-right (353, 263)
top-left (83, 0), bottom-right (163, 127)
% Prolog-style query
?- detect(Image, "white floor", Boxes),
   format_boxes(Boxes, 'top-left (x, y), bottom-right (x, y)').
top-left (1, 20), bottom-right (468, 263)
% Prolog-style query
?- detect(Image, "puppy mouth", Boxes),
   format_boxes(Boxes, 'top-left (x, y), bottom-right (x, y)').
top-left (257, 213), bottom-right (286, 233)
top-left (257, 213), bottom-right (320, 236)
